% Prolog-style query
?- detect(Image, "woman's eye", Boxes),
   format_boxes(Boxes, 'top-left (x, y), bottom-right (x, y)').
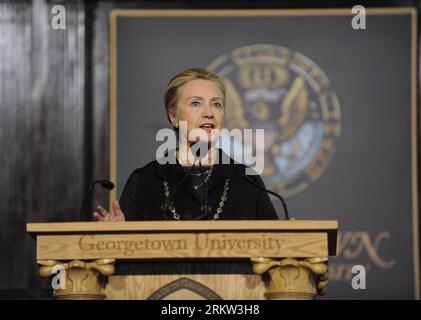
top-left (191, 101), bottom-right (200, 107)
top-left (213, 102), bottom-right (222, 108)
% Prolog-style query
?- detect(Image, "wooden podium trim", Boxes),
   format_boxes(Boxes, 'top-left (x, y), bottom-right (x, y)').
top-left (35, 232), bottom-right (328, 260)
top-left (28, 220), bottom-right (338, 258)
top-left (27, 220), bottom-right (337, 232)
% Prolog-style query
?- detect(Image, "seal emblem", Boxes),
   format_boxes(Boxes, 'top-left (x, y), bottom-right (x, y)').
top-left (208, 44), bottom-right (341, 197)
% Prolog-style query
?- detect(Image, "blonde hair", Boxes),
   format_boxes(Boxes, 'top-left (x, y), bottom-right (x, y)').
top-left (164, 68), bottom-right (225, 125)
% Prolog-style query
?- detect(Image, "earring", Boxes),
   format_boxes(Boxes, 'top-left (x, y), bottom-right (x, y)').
top-left (174, 122), bottom-right (179, 128)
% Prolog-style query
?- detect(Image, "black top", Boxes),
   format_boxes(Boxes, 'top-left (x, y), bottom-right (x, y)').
top-left (117, 148), bottom-right (279, 275)
top-left (119, 149), bottom-right (278, 221)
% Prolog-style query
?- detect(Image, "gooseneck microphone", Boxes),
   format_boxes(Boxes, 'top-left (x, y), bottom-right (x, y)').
top-left (242, 175), bottom-right (290, 220)
top-left (160, 158), bottom-right (197, 218)
top-left (79, 179), bottom-right (115, 221)
top-left (160, 142), bottom-right (211, 220)
top-left (192, 142), bottom-right (212, 217)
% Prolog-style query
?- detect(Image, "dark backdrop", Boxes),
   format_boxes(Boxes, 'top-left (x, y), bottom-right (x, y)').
top-left (114, 9), bottom-right (415, 299)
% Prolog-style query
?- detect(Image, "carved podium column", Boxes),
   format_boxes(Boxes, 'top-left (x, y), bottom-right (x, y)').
top-left (37, 259), bottom-right (115, 300)
top-left (251, 257), bottom-right (328, 300)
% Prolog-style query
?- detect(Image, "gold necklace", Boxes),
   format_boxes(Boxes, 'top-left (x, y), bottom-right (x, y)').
top-left (162, 178), bottom-right (230, 220)
top-left (192, 166), bottom-right (214, 190)
top-left (189, 169), bottom-right (211, 177)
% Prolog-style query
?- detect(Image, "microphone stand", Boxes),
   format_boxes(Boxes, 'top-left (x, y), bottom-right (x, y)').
top-left (79, 180), bottom-right (115, 221)
top-left (197, 160), bottom-right (211, 218)
top-left (243, 175), bottom-right (290, 220)
top-left (161, 159), bottom-right (197, 219)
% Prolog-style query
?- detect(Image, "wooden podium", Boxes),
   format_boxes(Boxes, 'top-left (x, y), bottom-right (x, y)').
top-left (27, 220), bottom-right (338, 300)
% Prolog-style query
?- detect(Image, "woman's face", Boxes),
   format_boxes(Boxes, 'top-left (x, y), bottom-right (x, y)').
top-left (169, 79), bottom-right (225, 143)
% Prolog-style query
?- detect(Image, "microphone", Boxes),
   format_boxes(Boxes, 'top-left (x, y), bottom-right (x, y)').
top-left (79, 179), bottom-right (115, 221)
top-left (98, 180), bottom-right (115, 190)
top-left (191, 142), bottom-right (212, 217)
top-left (242, 175), bottom-right (290, 220)
top-left (160, 156), bottom-right (197, 219)
top-left (160, 142), bottom-right (209, 219)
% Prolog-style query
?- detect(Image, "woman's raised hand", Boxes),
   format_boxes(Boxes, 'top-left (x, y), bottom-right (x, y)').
top-left (93, 200), bottom-right (126, 222)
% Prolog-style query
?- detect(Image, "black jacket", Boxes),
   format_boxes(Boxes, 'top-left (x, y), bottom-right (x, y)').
top-left (119, 149), bottom-right (278, 221)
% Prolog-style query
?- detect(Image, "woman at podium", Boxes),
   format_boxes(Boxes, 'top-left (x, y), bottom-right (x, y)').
top-left (93, 68), bottom-right (278, 222)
